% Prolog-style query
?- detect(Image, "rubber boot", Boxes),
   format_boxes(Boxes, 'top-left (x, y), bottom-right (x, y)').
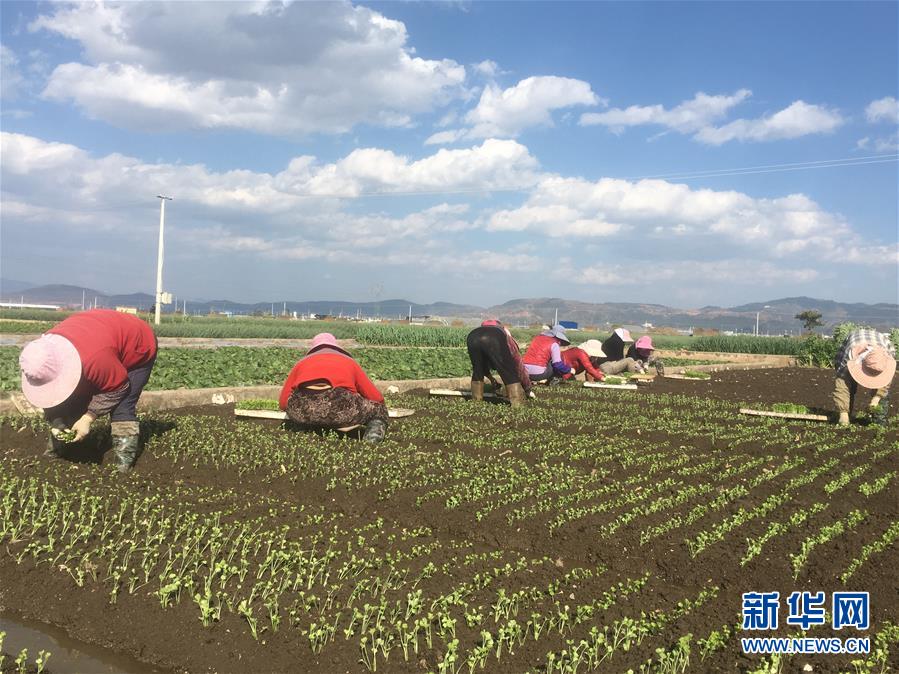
top-left (470, 379), bottom-right (485, 402)
top-left (111, 435), bottom-right (140, 473)
top-left (654, 361), bottom-right (665, 377)
top-left (362, 418), bottom-right (387, 444)
top-left (506, 383), bottom-right (526, 408)
top-left (45, 433), bottom-right (65, 459)
top-left (837, 412), bottom-right (850, 426)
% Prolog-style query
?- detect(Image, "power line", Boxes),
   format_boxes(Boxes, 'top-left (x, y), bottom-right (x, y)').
top-left (285, 153), bottom-right (898, 199)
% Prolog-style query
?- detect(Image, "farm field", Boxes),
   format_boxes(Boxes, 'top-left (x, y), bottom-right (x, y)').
top-left (0, 346), bottom-right (725, 392)
top-left (1, 368), bottom-right (896, 673)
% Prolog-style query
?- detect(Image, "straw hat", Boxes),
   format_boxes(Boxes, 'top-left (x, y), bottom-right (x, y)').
top-left (578, 340), bottom-right (606, 358)
top-left (19, 334), bottom-right (82, 409)
top-left (308, 333), bottom-right (352, 357)
top-left (847, 343), bottom-right (896, 389)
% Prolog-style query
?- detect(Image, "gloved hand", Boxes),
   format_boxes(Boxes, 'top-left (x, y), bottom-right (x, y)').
top-left (72, 413), bottom-right (95, 442)
top-left (869, 396), bottom-right (881, 409)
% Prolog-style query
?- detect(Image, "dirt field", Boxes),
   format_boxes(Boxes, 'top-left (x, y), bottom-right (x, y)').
top-left (1, 368), bottom-right (896, 673)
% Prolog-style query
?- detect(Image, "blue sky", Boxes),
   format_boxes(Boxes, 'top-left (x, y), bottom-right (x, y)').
top-left (1, 1), bottom-right (896, 308)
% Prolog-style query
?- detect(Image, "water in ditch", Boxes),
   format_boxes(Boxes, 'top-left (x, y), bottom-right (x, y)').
top-left (0, 613), bottom-right (165, 674)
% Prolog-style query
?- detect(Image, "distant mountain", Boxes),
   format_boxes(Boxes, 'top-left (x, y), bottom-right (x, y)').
top-left (486, 297), bottom-right (898, 333)
top-left (0, 278), bottom-right (38, 295)
top-left (1, 284), bottom-right (895, 332)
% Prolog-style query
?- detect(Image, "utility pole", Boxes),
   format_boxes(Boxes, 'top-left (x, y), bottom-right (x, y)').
top-left (82, 289), bottom-right (85, 311)
top-left (155, 195), bottom-right (173, 326)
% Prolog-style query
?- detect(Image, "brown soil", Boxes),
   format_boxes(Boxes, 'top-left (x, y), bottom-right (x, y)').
top-left (0, 368), bottom-right (896, 674)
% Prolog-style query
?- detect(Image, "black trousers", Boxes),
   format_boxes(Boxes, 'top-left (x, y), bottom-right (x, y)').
top-left (466, 327), bottom-right (521, 386)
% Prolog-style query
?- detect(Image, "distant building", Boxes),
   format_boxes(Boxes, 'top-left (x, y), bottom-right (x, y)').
top-left (115, 306), bottom-right (138, 315)
top-left (0, 302), bottom-right (61, 310)
top-left (559, 320), bottom-right (579, 330)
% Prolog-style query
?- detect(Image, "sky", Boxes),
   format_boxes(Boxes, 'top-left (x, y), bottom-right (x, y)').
top-left (1, 0), bottom-right (897, 309)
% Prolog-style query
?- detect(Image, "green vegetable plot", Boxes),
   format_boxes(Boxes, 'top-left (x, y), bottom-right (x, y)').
top-left (0, 346), bottom-right (470, 391)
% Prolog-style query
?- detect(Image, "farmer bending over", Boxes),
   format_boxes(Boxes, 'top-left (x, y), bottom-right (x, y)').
top-left (522, 324), bottom-right (573, 384)
top-left (560, 340), bottom-right (606, 382)
top-left (596, 328), bottom-right (640, 375)
top-left (19, 309), bottom-right (158, 472)
top-left (627, 335), bottom-right (665, 376)
top-left (280, 333), bottom-right (388, 442)
top-left (466, 320), bottom-right (530, 406)
top-left (833, 327), bottom-right (895, 426)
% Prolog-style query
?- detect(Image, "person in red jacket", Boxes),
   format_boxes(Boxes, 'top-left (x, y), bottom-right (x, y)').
top-left (560, 340), bottom-right (606, 382)
top-left (279, 333), bottom-right (388, 443)
top-left (19, 309), bottom-right (158, 472)
top-left (522, 324), bottom-right (573, 383)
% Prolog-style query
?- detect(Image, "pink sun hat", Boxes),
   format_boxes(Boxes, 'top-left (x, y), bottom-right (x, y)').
top-left (635, 336), bottom-right (654, 351)
top-left (847, 343), bottom-right (896, 389)
top-left (19, 334), bottom-right (82, 408)
top-left (308, 332), bottom-right (351, 356)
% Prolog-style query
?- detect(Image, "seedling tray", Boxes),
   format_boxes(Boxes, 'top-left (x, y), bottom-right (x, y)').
top-left (583, 382), bottom-right (638, 391)
top-left (739, 408), bottom-right (830, 422)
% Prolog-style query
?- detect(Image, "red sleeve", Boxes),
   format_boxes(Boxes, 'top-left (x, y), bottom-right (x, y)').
top-left (279, 361), bottom-right (302, 410)
top-left (353, 362), bottom-right (384, 403)
top-left (81, 347), bottom-right (129, 392)
top-left (578, 351), bottom-right (604, 380)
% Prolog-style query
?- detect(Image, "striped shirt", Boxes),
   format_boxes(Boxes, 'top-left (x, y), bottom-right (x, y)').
top-left (834, 328), bottom-right (896, 375)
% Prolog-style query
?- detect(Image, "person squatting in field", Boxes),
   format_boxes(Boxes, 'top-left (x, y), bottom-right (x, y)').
top-left (465, 320), bottom-right (530, 406)
top-left (522, 324), bottom-right (573, 384)
top-left (19, 309), bottom-right (158, 472)
top-left (279, 333), bottom-right (388, 442)
top-left (832, 327), bottom-right (895, 426)
top-left (560, 340), bottom-right (606, 382)
top-left (627, 335), bottom-right (665, 376)
top-left (595, 328), bottom-right (641, 375)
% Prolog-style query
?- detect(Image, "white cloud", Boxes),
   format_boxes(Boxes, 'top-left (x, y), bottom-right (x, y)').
top-left (0, 45), bottom-right (24, 99)
top-left (427, 76), bottom-right (600, 144)
top-left (694, 101), bottom-right (843, 145)
top-left (487, 175), bottom-right (896, 266)
top-left (865, 96), bottom-right (899, 124)
top-left (29, 1), bottom-right (467, 135)
top-left (565, 260), bottom-right (820, 286)
top-left (580, 89), bottom-right (751, 133)
top-left (580, 91), bottom-right (844, 145)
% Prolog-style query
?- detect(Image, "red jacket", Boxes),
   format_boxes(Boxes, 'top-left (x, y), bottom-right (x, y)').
top-left (279, 349), bottom-right (384, 410)
top-left (49, 310), bottom-right (157, 393)
top-left (523, 334), bottom-right (561, 367)
top-left (561, 348), bottom-right (604, 380)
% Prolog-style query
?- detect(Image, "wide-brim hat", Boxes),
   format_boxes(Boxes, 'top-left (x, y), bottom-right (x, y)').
top-left (307, 332), bottom-right (352, 357)
top-left (541, 324), bottom-right (570, 345)
top-left (847, 344), bottom-right (896, 389)
top-left (20, 334), bottom-right (82, 409)
top-left (614, 328), bottom-right (634, 343)
top-left (635, 336), bottom-right (653, 350)
top-left (579, 339), bottom-right (606, 358)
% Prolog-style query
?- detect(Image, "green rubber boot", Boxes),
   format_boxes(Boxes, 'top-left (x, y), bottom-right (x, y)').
top-left (111, 435), bottom-right (140, 473)
top-left (362, 419), bottom-right (387, 444)
top-left (45, 433), bottom-right (65, 459)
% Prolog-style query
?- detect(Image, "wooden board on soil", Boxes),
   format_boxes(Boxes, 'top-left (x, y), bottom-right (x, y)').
top-left (663, 373), bottom-right (711, 381)
top-left (583, 381), bottom-right (639, 390)
top-left (234, 407), bottom-right (415, 420)
top-left (739, 407), bottom-right (830, 421)
top-left (429, 388), bottom-right (500, 398)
